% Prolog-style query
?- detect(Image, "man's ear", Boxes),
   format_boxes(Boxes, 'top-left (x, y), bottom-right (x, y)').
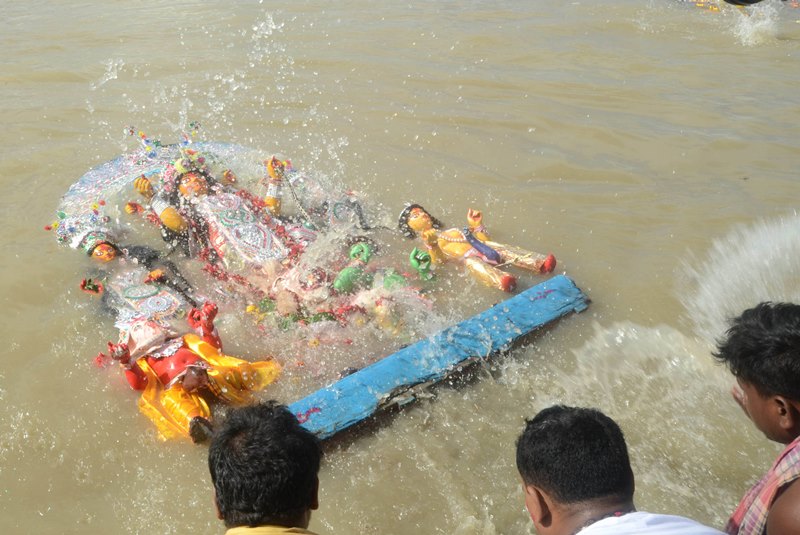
top-left (523, 483), bottom-right (551, 527)
top-left (776, 397), bottom-right (800, 433)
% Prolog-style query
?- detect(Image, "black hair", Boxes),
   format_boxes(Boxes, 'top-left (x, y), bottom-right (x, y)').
top-left (397, 203), bottom-right (443, 239)
top-left (208, 401), bottom-right (322, 528)
top-left (515, 405), bottom-right (634, 505)
top-left (713, 302), bottom-right (800, 400)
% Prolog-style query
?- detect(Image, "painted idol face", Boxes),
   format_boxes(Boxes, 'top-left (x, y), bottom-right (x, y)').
top-left (407, 207), bottom-right (433, 233)
top-left (92, 242), bottom-right (117, 263)
top-left (178, 172), bottom-right (209, 197)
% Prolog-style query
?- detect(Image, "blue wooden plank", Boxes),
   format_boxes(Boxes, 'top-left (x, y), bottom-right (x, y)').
top-left (289, 274), bottom-right (589, 439)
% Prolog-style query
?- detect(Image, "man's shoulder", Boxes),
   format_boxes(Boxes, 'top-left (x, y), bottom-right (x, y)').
top-left (768, 478), bottom-right (800, 535)
top-left (584, 511), bottom-right (724, 534)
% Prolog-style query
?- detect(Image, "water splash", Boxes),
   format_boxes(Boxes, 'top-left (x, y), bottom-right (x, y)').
top-left (732, 1), bottom-right (781, 45)
top-left (89, 58), bottom-right (126, 91)
top-left (680, 212), bottom-right (800, 345)
top-left (552, 321), bottom-right (749, 526)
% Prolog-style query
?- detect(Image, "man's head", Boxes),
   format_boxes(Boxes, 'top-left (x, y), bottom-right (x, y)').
top-left (515, 405), bottom-right (634, 532)
top-left (208, 401), bottom-right (321, 529)
top-left (714, 302), bottom-right (800, 443)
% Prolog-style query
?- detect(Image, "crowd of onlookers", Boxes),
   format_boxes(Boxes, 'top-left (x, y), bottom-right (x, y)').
top-left (206, 302), bottom-right (800, 535)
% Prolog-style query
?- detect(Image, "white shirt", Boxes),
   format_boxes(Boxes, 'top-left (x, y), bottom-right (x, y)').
top-left (579, 511), bottom-right (724, 535)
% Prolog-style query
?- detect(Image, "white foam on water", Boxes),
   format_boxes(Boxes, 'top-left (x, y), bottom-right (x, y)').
top-left (680, 211), bottom-right (800, 345)
top-left (732, 1), bottom-right (782, 46)
top-left (542, 320), bottom-right (763, 527)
